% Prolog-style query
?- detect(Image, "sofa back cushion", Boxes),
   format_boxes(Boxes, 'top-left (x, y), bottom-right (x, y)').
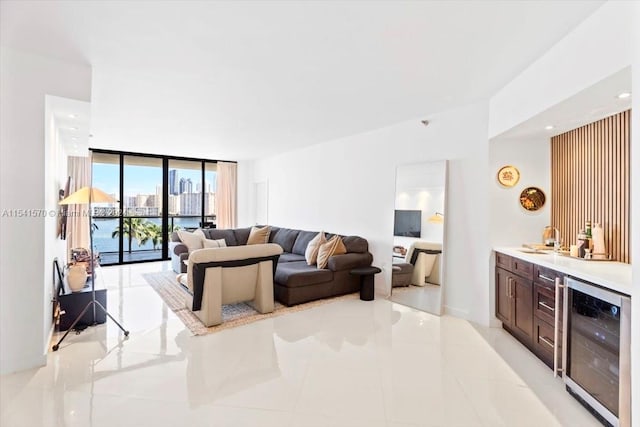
top-left (233, 227), bottom-right (252, 245)
top-left (342, 235), bottom-right (368, 253)
top-left (268, 226), bottom-right (280, 242)
top-left (272, 228), bottom-right (300, 253)
top-left (205, 229), bottom-right (239, 246)
top-left (292, 230), bottom-right (318, 255)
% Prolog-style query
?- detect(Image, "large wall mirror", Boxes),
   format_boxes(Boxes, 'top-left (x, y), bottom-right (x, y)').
top-left (389, 160), bottom-right (447, 315)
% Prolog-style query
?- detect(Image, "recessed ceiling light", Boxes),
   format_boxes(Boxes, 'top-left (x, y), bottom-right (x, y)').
top-left (71, 137), bottom-right (78, 141)
top-left (617, 92), bottom-right (631, 99)
top-left (68, 114), bottom-right (77, 119)
top-left (70, 127), bottom-right (78, 131)
top-left (545, 125), bottom-right (554, 130)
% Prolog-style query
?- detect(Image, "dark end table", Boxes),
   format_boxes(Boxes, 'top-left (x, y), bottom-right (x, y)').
top-left (350, 266), bottom-right (382, 301)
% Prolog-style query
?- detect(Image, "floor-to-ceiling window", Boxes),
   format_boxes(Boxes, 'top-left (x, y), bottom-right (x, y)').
top-left (122, 155), bottom-right (164, 263)
top-left (91, 150), bottom-right (224, 266)
top-left (168, 159), bottom-right (203, 230)
top-left (91, 152), bottom-right (121, 265)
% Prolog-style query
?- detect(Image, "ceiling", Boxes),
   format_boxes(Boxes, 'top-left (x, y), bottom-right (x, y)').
top-left (1, 1), bottom-right (605, 160)
top-left (492, 67), bottom-right (632, 142)
top-left (48, 96), bottom-right (91, 157)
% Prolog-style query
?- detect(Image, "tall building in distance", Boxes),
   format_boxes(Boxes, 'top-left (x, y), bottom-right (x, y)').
top-left (179, 177), bottom-right (193, 194)
top-left (168, 169), bottom-right (179, 195)
top-left (196, 180), bottom-right (211, 193)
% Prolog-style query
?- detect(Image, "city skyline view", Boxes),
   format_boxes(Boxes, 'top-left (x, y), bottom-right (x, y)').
top-left (92, 164), bottom-right (217, 198)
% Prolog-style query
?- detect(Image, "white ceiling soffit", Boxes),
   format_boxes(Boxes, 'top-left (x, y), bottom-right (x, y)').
top-left (1, 1), bottom-right (605, 160)
top-left (492, 67), bottom-right (631, 143)
top-left (49, 96), bottom-right (91, 157)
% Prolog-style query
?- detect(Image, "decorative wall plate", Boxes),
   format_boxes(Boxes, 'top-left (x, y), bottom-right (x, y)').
top-left (520, 187), bottom-right (546, 211)
top-left (497, 165), bottom-right (520, 187)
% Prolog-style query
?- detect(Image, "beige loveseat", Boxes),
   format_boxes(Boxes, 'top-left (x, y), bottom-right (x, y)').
top-left (179, 243), bottom-right (283, 327)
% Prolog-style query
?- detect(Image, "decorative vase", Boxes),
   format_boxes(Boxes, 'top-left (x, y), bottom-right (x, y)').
top-left (67, 264), bottom-right (87, 292)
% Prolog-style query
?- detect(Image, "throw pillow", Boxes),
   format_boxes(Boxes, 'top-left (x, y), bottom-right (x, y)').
top-left (203, 238), bottom-right (227, 249)
top-left (193, 229), bottom-right (207, 241)
top-left (305, 231), bottom-right (327, 265)
top-left (177, 230), bottom-right (204, 253)
top-left (247, 225), bottom-right (271, 245)
top-left (317, 235), bottom-right (347, 269)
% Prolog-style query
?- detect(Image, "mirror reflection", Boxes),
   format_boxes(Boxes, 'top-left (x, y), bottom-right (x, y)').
top-left (389, 160), bottom-right (446, 315)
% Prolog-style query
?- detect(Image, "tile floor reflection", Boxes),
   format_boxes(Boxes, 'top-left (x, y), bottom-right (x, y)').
top-left (1, 262), bottom-right (601, 427)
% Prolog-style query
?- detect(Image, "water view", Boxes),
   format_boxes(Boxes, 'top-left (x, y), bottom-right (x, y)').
top-left (93, 217), bottom-right (200, 255)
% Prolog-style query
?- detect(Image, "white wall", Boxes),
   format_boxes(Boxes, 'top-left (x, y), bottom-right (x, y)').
top-left (0, 48), bottom-right (91, 374)
top-left (489, 137), bottom-right (551, 246)
top-left (251, 102), bottom-right (490, 323)
top-left (489, 1), bottom-right (633, 139)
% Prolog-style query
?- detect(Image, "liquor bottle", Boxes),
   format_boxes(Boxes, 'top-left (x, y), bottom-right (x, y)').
top-left (577, 229), bottom-right (587, 258)
top-left (585, 220), bottom-right (592, 250)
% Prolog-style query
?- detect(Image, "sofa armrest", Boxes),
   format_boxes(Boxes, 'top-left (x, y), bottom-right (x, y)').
top-left (169, 241), bottom-right (188, 256)
top-left (328, 252), bottom-right (373, 272)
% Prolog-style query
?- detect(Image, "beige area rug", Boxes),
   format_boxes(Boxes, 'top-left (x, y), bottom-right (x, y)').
top-left (142, 270), bottom-right (357, 336)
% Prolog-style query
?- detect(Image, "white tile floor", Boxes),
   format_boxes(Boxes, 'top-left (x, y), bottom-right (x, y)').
top-left (1, 262), bottom-right (602, 427)
top-left (389, 284), bottom-right (442, 315)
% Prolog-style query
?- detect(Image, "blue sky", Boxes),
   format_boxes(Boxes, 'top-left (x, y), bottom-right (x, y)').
top-left (93, 164), bottom-right (216, 197)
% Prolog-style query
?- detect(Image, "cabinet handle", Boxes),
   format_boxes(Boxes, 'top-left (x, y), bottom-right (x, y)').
top-left (557, 277), bottom-right (567, 378)
top-left (538, 301), bottom-right (555, 312)
top-left (539, 336), bottom-right (554, 348)
top-left (538, 273), bottom-right (554, 283)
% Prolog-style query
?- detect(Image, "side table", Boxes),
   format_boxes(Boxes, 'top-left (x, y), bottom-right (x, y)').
top-left (57, 268), bottom-right (107, 331)
top-left (58, 287), bottom-right (107, 331)
top-left (350, 266), bottom-right (382, 301)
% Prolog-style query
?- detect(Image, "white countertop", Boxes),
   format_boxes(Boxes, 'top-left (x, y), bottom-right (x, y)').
top-left (495, 247), bottom-right (633, 296)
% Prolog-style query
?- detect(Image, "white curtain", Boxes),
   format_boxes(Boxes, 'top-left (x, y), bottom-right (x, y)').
top-left (67, 155), bottom-right (91, 258)
top-left (216, 162), bottom-right (237, 229)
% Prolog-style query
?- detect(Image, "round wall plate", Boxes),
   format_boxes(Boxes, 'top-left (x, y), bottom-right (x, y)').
top-left (519, 187), bottom-right (546, 211)
top-left (497, 165), bottom-right (520, 187)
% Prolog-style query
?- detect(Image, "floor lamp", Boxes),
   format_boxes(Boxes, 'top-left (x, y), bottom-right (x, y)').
top-left (52, 186), bottom-right (129, 351)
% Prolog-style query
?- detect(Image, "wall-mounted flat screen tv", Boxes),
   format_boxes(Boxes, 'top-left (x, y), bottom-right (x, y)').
top-left (394, 210), bottom-right (421, 237)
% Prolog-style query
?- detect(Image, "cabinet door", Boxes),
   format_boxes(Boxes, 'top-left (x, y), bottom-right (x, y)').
top-left (495, 268), bottom-right (512, 325)
top-left (512, 275), bottom-right (533, 343)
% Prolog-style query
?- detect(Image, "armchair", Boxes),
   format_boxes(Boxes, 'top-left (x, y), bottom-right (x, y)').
top-left (392, 241), bottom-right (442, 287)
top-left (180, 243), bottom-right (283, 327)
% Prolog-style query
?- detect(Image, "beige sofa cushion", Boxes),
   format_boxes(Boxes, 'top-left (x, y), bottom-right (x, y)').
top-left (203, 238), bottom-right (227, 248)
top-left (177, 230), bottom-right (204, 253)
top-left (305, 231), bottom-right (326, 265)
top-left (317, 235), bottom-right (347, 269)
top-left (247, 225), bottom-right (271, 245)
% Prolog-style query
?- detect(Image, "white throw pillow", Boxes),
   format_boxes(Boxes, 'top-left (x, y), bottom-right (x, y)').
top-left (203, 238), bottom-right (227, 248)
top-left (193, 229), bottom-right (207, 241)
top-left (177, 230), bottom-right (204, 253)
top-left (305, 231), bottom-right (327, 265)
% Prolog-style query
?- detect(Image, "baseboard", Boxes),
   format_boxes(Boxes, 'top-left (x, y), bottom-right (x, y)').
top-left (489, 317), bottom-right (502, 328)
top-left (443, 305), bottom-right (468, 318)
top-left (0, 353), bottom-right (47, 375)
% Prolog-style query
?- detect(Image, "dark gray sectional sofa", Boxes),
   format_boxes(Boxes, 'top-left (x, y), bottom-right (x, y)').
top-left (169, 226), bottom-right (373, 306)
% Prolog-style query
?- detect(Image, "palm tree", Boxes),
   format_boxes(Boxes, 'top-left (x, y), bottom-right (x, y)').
top-left (140, 222), bottom-right (162, 250)
top-left (112, 217), bottom-right (148, 254)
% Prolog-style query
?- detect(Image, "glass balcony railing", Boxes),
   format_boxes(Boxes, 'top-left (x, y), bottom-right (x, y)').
top-left (93, 215), bottom-right (215, 265)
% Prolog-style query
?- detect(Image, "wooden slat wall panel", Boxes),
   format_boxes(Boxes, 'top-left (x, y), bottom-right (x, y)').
top-left (551, 110), bottom-right (630, 264)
